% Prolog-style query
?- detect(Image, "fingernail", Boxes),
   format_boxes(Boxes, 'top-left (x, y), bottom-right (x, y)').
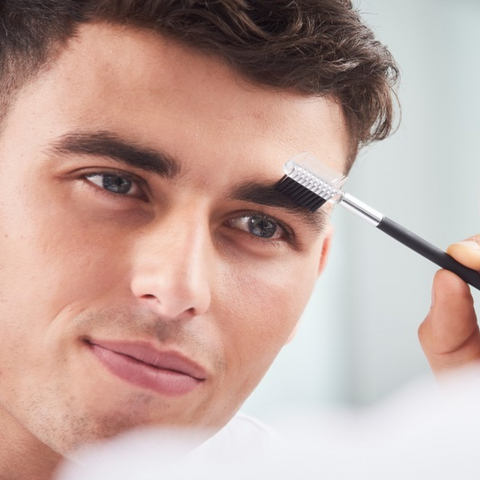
top-left (454, 240), bottom-right (480, 250)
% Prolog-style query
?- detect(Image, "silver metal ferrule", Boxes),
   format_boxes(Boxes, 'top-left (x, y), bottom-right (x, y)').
top-left (338, 193), bottom-right (384, 226)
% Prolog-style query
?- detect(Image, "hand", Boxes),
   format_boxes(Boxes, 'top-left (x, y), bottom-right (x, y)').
top-left (419, 237), bottom-right (480, 377)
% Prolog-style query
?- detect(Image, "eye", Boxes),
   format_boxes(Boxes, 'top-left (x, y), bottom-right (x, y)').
top-left (84, 172), bottom-right (144, 198)
top-left (227, 213), bottom-right (285, 240)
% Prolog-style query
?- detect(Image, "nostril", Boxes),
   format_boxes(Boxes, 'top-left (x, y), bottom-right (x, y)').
top-left (143, 294), bottom-right (157, 301)
top-left (131, 261), bottom-right (212, 318)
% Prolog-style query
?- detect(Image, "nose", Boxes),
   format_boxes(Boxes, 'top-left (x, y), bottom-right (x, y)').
top-left (130, 210), bottom-right (213, 321)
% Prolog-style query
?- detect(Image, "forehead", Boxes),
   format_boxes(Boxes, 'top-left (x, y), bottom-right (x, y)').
top-left (3, 23), bottom-right (349, 188)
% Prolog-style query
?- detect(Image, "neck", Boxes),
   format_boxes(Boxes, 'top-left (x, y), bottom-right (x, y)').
top-left (0, 407), bottom-right (63, 480)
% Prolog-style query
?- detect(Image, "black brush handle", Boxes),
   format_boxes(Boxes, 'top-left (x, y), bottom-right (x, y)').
top-left (378, 217), bottom-right (480, 290)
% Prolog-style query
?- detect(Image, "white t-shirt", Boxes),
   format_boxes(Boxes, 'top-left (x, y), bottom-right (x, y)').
top-left (184, 412), bottom-right (281, 463)
top-left (56, 412), bottom-right (281, 480)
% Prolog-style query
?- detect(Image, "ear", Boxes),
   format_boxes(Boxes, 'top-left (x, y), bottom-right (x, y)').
top-left (285, 224), bottom-right (334, 344)
top-left (317, 223), bottom-right (334, 277)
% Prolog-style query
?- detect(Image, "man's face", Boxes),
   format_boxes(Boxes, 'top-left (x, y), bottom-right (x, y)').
top-left (0, 24), bottom-right (349, 455)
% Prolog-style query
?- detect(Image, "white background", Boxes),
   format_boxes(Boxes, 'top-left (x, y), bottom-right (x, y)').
top-left (242, 0), bottom-right (480, 420)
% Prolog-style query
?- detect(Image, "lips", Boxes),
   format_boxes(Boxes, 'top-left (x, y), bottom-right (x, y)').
top-left (86, 338), bottom-right (207, 397)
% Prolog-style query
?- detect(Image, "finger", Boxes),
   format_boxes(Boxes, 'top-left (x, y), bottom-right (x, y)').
top-left (418, 269), bottom-right (480, 375)
top-left (447, 236), bottom-right (480, 271)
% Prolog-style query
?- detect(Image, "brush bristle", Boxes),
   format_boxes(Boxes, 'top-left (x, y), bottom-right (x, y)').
top-left (275, 176), bottom-right (328, 212)
top-left (275, 153), bottom-right (347, 212)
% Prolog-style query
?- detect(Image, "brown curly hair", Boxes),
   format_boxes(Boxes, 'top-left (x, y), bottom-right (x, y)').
top-left (0, 0), bottom-right (399, 165)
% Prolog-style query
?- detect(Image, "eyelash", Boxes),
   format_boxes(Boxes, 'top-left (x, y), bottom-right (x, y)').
top-left (82, 170), bottom-right (149, 202)
top-left (226, 211), bottom-right (293, 243)
top-left (82, 170), bottom-right (295, 242)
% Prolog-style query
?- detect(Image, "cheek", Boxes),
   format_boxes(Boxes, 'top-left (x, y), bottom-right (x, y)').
top-left (0, 183), bottom-right (128, 343)
top-left (217, 253), bottom-right (319, 380)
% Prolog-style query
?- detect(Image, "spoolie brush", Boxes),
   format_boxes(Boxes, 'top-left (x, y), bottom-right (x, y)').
top-left (275, 152), bottom-right (480, 291)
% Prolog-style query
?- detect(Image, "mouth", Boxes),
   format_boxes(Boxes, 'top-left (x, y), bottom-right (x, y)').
top-left (84, 338), bottom-right (207, 397)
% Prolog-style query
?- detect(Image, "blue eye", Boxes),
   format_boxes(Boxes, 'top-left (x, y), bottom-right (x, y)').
top-left (227, 213), bottom-right (284, 240)
top-left (85, 172), bottom-right (144, 198)
top-left (248, 215), bottom-right (278, 238)
top-left (102, 174), bottom-right (132, 194)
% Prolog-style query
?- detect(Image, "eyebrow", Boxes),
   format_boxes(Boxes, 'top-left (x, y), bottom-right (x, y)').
top-left (49, 130), bottom-right (326, 231)
top-left (49, 131), bottom-right (181, 178)
top-left (231, 182), bottom-right (328, 232)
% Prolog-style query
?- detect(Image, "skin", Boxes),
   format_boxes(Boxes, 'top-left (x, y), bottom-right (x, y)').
top-left (419, 237), bottom-right (480, 376)
top-left (0, 23), bottom-right (350, 479)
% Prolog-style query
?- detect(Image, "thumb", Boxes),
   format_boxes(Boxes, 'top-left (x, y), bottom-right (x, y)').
top-left (419, 269), bottom-right (480, 375)
top-left (447, 236), bottom-right (480, 270)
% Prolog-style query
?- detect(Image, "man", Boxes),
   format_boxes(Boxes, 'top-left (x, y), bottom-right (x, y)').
top-left (0, 1), bottom-right (400, 479)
